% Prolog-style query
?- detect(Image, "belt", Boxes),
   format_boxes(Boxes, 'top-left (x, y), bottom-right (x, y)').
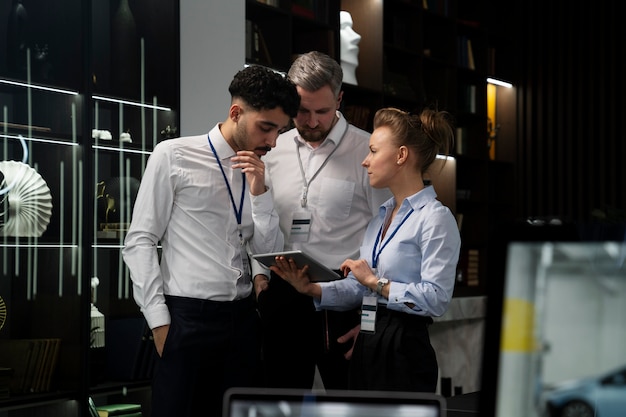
top-left (376, 304), bottom-right (433, 325)
top-left (165, 293), bottom-right (255, 313)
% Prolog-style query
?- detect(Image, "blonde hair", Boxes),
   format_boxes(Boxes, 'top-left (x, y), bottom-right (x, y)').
top-left (373, 107), bottom-right (455, 174)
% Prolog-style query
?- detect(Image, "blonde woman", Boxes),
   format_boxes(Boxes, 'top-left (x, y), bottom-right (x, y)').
top-left (273, 107), bottom-right (461, 392)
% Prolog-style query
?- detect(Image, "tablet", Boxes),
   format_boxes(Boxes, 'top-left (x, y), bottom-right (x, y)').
top-left (252, 250), bottom-right (342, 282)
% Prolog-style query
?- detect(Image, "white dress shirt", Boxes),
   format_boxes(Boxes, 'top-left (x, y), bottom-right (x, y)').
top-left (123, 124), bottom-right (284, 329)
top-left (261, 112), bottom-right (391, 270)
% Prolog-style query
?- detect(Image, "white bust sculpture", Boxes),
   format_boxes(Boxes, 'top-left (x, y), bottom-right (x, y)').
top-left (340, 11), bottom-right (361, 85)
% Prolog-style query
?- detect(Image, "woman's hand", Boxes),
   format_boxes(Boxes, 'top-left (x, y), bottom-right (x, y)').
top-left (340, 258), bottom-right (378, 290)
top-left (270, 256), bottom-right (322, 299)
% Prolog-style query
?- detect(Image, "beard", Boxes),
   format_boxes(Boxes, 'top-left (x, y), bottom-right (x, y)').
top-left (231, 119), bottom-right (249, 152)
top-left (298, 126), bottom-right (329, 143)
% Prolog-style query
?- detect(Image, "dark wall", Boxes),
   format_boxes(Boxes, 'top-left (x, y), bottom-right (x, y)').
top-left (489, 0), bottom-right (626, 229)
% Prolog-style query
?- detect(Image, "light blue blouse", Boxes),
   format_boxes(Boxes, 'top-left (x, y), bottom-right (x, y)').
top-left (317, 185), bottom-right (461, 317)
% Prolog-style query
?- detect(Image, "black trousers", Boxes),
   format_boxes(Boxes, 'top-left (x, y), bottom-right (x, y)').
top-left (151, 294), bottom-right (261, 417)
top-left (349, 305), bottom-right (438, 392)
top-left (257, 272), bottom-right (360, 389)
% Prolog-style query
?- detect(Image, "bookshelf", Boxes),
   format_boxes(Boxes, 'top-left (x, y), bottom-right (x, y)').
top-left (0, 0), bottom-right (179, 415)
top-left (246, 0), bottom-right (341, 72)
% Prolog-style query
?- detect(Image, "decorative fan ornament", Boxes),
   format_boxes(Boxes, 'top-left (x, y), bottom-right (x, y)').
top-left (0, 295), bottom-right (6, 331)
top-left (0, 161), bottom-right (53, 237)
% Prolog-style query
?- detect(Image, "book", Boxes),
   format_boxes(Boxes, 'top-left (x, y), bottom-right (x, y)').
top-left (455, 213), bottom-right (464, 232)
top-left (96, 403), bottom-right (141, 417)
top-left (21, 339), bottom-right (42, 393)
top-left (466, 38), bottom-right (475, 70)
top-left (99, 413), bottom-right (141, 417)
top-left (467, 249), bottom-right (480, 286)
top-left (41, 339), bottom-right (61, 392)
top-left (246, 22), bottom-right (272, 66)
top-left (0, 367), bottom-right (12, 399)
top-left (245, 20), bottom-right (253, 61)
top-left (0, 339), bottom-right (35, 394)
top-left (455, 127), bottom-right (467, 155)
top-left (30, 339), bottom-right (48, 392)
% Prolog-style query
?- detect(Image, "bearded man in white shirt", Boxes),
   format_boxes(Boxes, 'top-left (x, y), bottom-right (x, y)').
top-left (255, 51), bottom-right (391, 390)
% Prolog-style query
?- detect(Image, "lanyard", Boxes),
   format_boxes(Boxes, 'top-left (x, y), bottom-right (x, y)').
top-left (295, 122), bottom-right (349, 208)
top-left (371, 208), bottom-right (414, 269)
top-left (208, 135), bottom-right (246, 241)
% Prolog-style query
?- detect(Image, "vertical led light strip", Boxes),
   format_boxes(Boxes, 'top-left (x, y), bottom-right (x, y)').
top-left (118, 101), bottom-right (124, 144)
top-left (117, 103), bottom-right (125, 299)
top-left (77, 161), bottom-right (83, 296)
top-left (2, 106), bottom-right (7, 276)
top-left (124, 159), bottom-right (131, 299)
top-left (153, 96), bottom-right (157, 150)
top-left (141, 38), bottom-right (147, 172)
top-left (26, 48), bottom-right (34, 298)
top-left (72, 103), bottom-right (78, 277)
top-left (31, 163), bottom-right (40, 299)
top-left (58, 161), bottom-right (64, 297)
top-left (93, 102), bottom-right (99, 281)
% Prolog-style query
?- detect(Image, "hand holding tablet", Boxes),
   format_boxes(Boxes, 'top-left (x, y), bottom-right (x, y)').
top-left (252, 250), bottom-right (341, 282)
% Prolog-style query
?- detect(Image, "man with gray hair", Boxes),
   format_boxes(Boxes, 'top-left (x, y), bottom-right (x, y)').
top-left (255, 51), bottom-right (390, 389)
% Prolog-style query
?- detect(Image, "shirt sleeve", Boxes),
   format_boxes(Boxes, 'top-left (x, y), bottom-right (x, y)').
top-left (386, 206), bottom-right (461, 316)
top-left (122, 144), bottom-right (175, 329)
top-left (316, 275), bottom-right (365, 311)
top-left (249, 186), bottom-right (284, 263)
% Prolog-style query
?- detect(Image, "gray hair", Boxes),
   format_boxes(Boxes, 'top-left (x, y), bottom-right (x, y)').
top-left (287, 51), bottom-right (343, 98)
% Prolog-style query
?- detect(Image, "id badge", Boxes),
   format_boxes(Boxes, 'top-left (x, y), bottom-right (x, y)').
top-left (240, 240), bottom-right (251, 279)
top-left (360, 295), bottom-right (377, 333)
top-left (289, 209), bottom-right (311, 243)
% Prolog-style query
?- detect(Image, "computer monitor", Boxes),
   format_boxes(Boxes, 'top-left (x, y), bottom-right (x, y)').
top-left (480, 240), bottom-right (626, 417)
top-left (223, 387), bottom-right (446, 417)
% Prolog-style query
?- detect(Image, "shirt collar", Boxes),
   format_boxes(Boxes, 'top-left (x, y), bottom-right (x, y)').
top-left (381, 185), bottom-right (437, 214)
top-left (209, 123), bottom-right (236, 161)
top-left (293, 111), bottom-right (347, 149)
top-left (406, 185), bottom-right (437, 210)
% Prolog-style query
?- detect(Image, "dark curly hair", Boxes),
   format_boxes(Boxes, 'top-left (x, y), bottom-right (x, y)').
top-left (229, 65), bottom-right (300, 118)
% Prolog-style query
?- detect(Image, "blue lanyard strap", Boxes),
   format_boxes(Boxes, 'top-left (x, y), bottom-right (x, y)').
top-left (371, 208), bottom-right (414, 269)
top-left (208, 135), bottom-right (245, 235)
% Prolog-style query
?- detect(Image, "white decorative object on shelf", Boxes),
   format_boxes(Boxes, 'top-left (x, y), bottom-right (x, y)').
top-left (119, 131), bottom-right (132, 143)
top-left (92, 129), bottom-right (112, 140)
top-left (340, 11), bottom-right (361, 85)
top-left (0, 160), bottom-right (53, 237)
top-left (90, 277), bottom-right (105, 348)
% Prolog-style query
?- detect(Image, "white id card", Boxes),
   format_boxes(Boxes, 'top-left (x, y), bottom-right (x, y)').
top-left (360, 295), bottom-right (377, 333)
top-left (289, 210), bottom-right (311, 243)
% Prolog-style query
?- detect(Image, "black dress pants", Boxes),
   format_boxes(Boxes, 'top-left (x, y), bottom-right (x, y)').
top-left (349, 305), bottom-right (438, 392)
top-left (151, 294), bottom-right (261, 417)
top-left (257, 272), bottom-right (359, 389)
